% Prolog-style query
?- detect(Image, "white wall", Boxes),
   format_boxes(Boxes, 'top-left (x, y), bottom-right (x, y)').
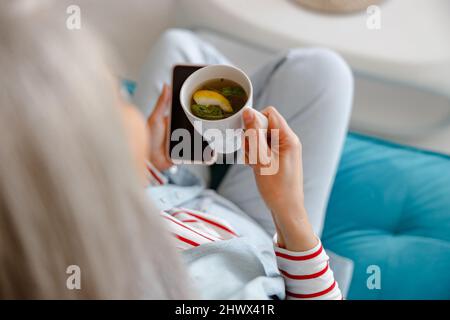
top-left (62, 0), bottom-right (176, 79)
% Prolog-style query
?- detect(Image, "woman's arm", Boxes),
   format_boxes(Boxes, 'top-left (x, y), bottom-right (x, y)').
top-left (243, 107), bottom-right (342, 299)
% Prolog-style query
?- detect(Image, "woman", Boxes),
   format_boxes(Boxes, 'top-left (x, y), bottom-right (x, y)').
top-left (0, 2), bottom-right (353, 299)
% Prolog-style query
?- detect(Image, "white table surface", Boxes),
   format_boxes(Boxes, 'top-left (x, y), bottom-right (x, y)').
top-left (176, 0), bottom-right (450, 96)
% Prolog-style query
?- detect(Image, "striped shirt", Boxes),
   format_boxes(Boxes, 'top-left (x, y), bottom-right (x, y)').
top-left (147, 162), bottom-right (342, 300)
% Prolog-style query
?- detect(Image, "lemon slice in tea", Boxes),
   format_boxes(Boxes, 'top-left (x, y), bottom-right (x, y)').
top-left (193, 90), bottom-right (233, 113)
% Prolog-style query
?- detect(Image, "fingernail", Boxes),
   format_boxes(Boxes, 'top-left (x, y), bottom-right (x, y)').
top-left (162, 84), bottom-right (170, 100)
top-left (243, 110), bottom-right (254, 125)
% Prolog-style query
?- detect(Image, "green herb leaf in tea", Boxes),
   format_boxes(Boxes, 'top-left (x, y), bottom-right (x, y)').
top-left (191, 104), bottom-right (225, 120)
top-left (221, 87), bottom-right (245, 98)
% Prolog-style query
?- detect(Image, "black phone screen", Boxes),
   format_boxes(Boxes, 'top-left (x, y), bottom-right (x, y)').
top-left (169, 65), bottom-right (214, 163)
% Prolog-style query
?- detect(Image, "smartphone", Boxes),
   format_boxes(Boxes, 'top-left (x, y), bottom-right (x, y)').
top-left (168, 64), bottom-right (217, 164)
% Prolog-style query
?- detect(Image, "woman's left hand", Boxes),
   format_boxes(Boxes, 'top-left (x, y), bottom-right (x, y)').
top-left (146, 84), bottom-right (173, 171)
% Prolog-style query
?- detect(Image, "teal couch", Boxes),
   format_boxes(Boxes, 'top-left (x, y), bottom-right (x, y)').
top-left (322, 134), bottom-right (450, 299)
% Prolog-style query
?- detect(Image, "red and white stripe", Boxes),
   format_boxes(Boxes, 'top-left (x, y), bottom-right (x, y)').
top-left (168, 207), bottom-right (239, 240)
top-left (274, 235), bottom-right (342, 300)
top-left (161, 211), bottom-right (217, 250)
top-left (146, 161), bottom-right (168, 186)
top-left (161, 208), bottom-right (239, 250)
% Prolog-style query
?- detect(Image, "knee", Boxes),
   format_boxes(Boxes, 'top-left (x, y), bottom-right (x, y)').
top-left (157, 28), bottom-right (196, 48)
top-left (286, 48), bottom-right (354, 97)
top-left (315, 49), bottom-right (353, 91)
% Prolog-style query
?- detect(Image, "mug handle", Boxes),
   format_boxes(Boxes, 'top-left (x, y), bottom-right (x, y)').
top-left (243, 106), bottom-right (268, 129)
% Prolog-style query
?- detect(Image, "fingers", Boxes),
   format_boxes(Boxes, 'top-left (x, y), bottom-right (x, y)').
top-left (144, 84), bottom-right (174, 172)
top-left (243, 109), bottom-right (270, 168)
top-left (243, 108), bottom-right (265, 130)
top-left (163, 116), bottom-right (172, 164)
top-left (261, 106), bottom-right (288, 132)
top-left (261, 106), bottom-right (300, 146)
top-left (150, 84), bottom-right (171, 121)
top-left (243, 108), bottom-right (255, 129)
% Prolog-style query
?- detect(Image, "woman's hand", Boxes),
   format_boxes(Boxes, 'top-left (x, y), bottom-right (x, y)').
top-left (243, 107), bottom-right (317, 251)
top-left (146, 84), bottom-right (173, 171)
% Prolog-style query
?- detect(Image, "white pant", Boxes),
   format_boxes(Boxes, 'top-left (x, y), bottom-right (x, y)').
top-left (134, 29), bottom-right (354, 235)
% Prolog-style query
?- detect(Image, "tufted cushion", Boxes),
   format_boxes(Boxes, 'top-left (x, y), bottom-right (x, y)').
top-left (322, 133), bottom-right (450, 299)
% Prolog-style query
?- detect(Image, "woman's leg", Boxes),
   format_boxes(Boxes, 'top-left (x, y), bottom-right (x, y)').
top-left (217, 48), bottom-right (354, 236)
top-left (133, 28), bottom-right (231, 116)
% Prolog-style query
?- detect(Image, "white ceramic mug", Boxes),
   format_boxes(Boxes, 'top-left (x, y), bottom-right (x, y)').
top-left (180, 64), bottom-right (268, 154)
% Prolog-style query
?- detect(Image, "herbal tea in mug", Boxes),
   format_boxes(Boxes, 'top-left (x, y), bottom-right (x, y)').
top-left (190, 78), bottom-right (248, 120)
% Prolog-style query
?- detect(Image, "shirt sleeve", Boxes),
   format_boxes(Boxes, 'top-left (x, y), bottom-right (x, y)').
top-left (273, 235), bottom-right (343, 300)
top-left (145, 161), bottom-right (168, 186)
top-left (160, 208), bottom-right (239, 250)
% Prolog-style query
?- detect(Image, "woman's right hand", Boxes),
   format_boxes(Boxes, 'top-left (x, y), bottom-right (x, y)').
top-left (243, 107), bottom-right (318, 251)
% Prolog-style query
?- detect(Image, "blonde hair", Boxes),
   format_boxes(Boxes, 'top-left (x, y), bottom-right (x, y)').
top-left (0, 1), bottom-right (190, 299)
